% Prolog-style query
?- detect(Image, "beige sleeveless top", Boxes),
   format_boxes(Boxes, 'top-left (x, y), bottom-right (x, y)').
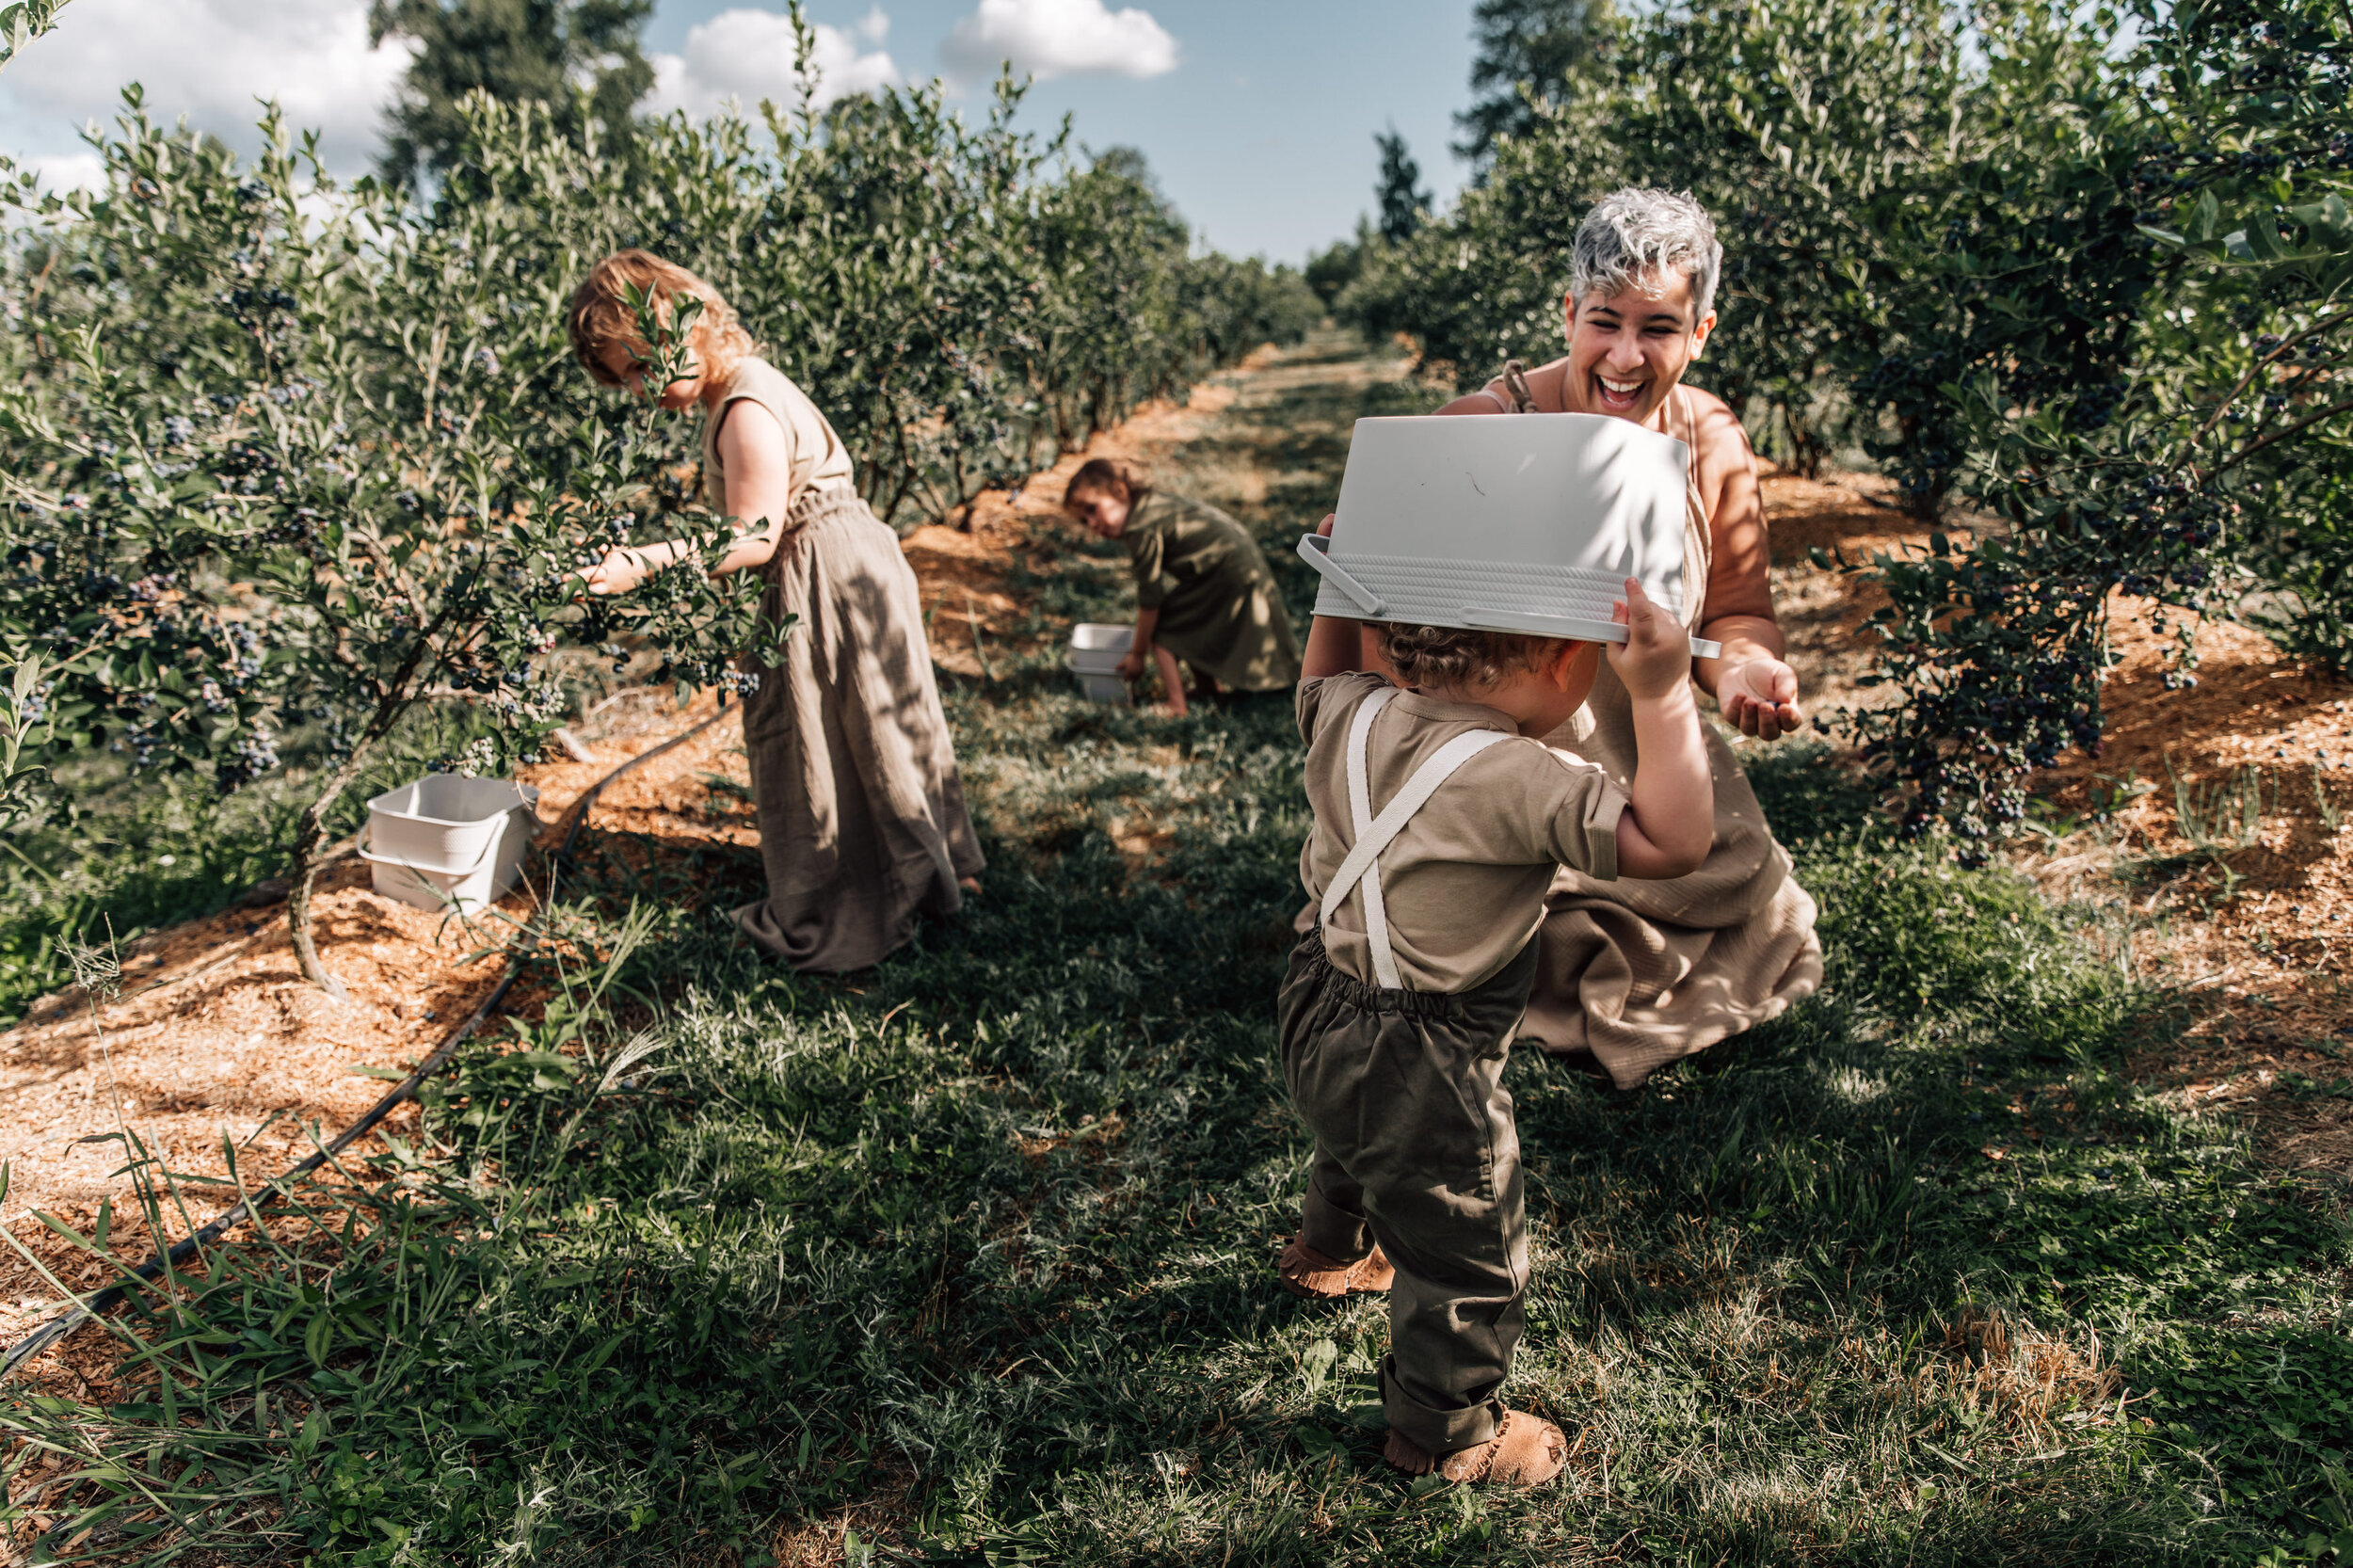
top-left (699, 357), bottom-right (858, 520)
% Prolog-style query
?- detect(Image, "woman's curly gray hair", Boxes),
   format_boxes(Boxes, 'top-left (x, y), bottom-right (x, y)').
top-left (1570, 187), bottom-right (1722, 322)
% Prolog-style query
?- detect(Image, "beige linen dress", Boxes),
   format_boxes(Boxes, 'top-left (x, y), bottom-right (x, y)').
top-left (1126, 492), bottom-right (1303, 692)
top-left (705, 357), bottom-right (984, 971)
top-left (1512, 385), bottom-right (1822, 1085)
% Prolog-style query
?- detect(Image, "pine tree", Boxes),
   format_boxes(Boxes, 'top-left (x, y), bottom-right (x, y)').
top-left (1453, 0), bottom-right (1609, 164)
top-left (369, 0), bottom-right (655, 186)
top-left (1374, 126), bottom-right (1430, 244)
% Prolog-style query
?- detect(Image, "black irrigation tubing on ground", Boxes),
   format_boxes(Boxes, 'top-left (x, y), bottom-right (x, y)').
top-left (0, 701), bottom-right (739, 1381)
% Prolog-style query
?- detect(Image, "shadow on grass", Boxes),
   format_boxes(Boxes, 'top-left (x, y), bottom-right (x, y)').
top-left (8, 337), bottom-right (2345, 1568)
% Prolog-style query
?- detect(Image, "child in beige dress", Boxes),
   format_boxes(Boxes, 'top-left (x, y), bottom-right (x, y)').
top-left (568, 250), bottom-right (983, 970)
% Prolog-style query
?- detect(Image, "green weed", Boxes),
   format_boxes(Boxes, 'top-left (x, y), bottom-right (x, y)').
top-left (2, 340), bottom-right (2344, 1566)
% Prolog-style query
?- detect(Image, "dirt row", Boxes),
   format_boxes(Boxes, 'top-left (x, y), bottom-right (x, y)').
top-left (0, 344), bottom-right (2345, 1386)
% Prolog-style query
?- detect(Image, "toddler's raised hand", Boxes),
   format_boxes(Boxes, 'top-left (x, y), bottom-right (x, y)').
top-left (1606, 578), bottom-right (1690, 700)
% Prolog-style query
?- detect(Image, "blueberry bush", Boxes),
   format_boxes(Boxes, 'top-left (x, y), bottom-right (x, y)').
top-left (1343, 0), bottom-right (2353, 853)
top-left (0, 49), bottom-right (1320, 986)
top-left (0, 0), bottom-right (71, 75)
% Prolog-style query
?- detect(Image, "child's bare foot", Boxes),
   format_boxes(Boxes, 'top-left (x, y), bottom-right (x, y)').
top-left (1276, 1236), bottom-right (1393, 1298)
top-left (1385, 1409), bottom-right (1567, 1487)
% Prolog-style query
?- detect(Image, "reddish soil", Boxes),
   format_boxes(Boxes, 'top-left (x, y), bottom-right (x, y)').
top-left (1, 345), bottom-right (2345, 1407)
top-left (1755, 463), bottom-right (2353, 1173)
top-left (0, 366), bottom-right (1261, 1389)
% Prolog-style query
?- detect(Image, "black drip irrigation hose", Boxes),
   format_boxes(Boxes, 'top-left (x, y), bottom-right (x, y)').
top-left (0, 703), bottom-right (738, 1380)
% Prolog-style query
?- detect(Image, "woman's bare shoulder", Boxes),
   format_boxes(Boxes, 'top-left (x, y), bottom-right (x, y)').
top-left (1679, 385), bottom-right (1756, 472)
top-left (714, 389), bottom-right (792, 467)
top-left (1435, 386), bottom-right (1513, 416)
top-left (1434, 356), bottom-right (1570, 415)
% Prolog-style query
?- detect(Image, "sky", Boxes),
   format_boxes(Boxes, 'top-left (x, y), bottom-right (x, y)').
top-left (0, 0), bottom-right (1481, 264)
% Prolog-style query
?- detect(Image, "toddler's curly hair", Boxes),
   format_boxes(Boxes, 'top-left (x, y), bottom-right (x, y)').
top-left (1377, 623), bottom-right (1561, 690)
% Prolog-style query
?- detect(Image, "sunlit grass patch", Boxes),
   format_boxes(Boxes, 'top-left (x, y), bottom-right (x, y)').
top-left (4, 347), bottom-right (2347, 1566)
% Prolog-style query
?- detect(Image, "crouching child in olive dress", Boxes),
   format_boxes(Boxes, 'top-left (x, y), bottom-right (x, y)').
top-left (1275, 580), bottom-right (1714, 1486)
top-left (1062, 458), bottom-right (1301, 715)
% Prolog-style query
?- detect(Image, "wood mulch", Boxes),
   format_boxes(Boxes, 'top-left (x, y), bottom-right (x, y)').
top-left (1758, 464), bottom-right (2353, 1176)
top-left (1, 349), bottom-right (2345, 1401)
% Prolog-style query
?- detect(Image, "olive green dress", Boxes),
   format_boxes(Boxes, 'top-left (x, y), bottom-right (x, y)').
top-left (1124, 492), bottom-right (1302, 692)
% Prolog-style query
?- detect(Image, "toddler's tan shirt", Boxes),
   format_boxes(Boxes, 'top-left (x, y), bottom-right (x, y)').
top-left (1298, 672), bottom-right (1627, 993)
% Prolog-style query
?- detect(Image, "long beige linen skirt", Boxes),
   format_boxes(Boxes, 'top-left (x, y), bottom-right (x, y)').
top-left (735, 490), bottom-right (984, 971)
top-left (1517, 662), bottom-right (1822, 1087)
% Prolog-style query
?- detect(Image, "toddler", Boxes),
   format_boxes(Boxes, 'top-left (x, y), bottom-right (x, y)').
top-left (1277, 578), bottom-right (1714, 1485)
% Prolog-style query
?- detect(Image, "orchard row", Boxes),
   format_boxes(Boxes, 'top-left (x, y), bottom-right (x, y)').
top-left (0, 83), bottom-right (1319, 984)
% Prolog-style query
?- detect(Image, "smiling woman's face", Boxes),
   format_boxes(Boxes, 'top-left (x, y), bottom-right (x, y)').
top-left (1559, 270), bottom-right (1717, 426)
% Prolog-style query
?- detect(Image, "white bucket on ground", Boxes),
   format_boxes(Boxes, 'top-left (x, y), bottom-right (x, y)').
top-left (1065, 623), bottom-right (1134, 704)
top-left (360, 775), bottom-right (541, 914)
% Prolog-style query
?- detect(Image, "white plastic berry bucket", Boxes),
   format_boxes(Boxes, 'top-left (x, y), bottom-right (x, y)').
top-left (359, 776), bottom-right (540, 914)
top-left (1298, 413), bottom-right (1722, 658)
top-left (1064, 623), bottom-right (1133, 705)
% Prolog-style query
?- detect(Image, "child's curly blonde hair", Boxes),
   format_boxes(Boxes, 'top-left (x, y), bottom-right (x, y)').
top-left (568, 249), bottom-right (757, 388)
top-left (1377, 623), bottom-right (1561, 691)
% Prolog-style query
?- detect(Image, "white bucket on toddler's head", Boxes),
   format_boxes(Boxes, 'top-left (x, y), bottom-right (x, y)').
top-left (1297, 413), bottom-right (1721, 658)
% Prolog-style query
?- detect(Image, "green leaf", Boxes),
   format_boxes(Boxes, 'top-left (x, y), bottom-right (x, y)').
top-left (575, 1329), bottom-right (631, 1376)
top-left (304, 1307), bottom-right (334, 1367)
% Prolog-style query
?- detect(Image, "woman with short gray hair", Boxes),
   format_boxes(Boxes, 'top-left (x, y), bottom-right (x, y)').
top-left (1321, 185), bottom-right (1822, 1088)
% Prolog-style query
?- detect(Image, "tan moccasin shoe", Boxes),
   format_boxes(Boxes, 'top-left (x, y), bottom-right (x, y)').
top-left (1384, 1408), bottom-right (1567, 1488)
top-left (1275, 1235), bottom-right (1396, 1299)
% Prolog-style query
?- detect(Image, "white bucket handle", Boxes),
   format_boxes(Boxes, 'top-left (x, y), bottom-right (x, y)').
top-left (358, 786), bottom-right (540, 877)
top-left (1296, 533), bottom-right (1386, 615)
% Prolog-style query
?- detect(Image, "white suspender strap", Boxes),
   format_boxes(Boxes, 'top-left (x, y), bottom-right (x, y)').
top-left (1330, 686), bottom-right (1399, 984)
top-left (1320, 686), bottom-right (1511, 988)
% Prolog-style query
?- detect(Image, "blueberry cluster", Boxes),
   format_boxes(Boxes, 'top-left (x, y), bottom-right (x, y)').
top-left (218, 286), bottom-right (298, 328)
top-left (8, 677), bottom-right (53, 727)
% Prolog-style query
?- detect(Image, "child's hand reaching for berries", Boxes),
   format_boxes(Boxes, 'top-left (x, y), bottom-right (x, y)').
top-left (578, 546), bottom-right (652, 596)
top-left (1606, 578), bottom-right (1690, 699)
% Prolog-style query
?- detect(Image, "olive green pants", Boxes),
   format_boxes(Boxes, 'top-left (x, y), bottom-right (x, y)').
top-left (1277, 928), bottom-right (1537, 1456)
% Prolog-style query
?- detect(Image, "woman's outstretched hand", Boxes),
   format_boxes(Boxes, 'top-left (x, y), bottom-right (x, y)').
top-left (1716, 657), bottom-right (1804, 740)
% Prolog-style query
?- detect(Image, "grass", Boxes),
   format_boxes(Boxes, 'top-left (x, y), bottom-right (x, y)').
top-left (4, 335), bottom-right (2349, 1565)
top-left (0, 699), bottom-right (517, 1029)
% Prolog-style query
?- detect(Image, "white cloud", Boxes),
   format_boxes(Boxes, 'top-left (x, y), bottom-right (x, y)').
top-left (942, 0), bottom-right (1177, 82)
top-left (0, 0), bottom-right (410, 182)
top-left (8, 147), bottom-right (104, 196)
top-left (648, 8), bottom-right (899, 120)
